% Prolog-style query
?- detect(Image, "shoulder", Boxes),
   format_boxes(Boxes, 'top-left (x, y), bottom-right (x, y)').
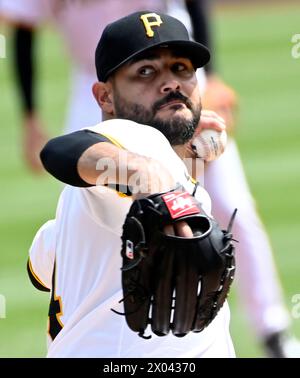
top-left (84, 119), bottom-right (173, 155)
top-left (84, 119), bottom-right (169, 144)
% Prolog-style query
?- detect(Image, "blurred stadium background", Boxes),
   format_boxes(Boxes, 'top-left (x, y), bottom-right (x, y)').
top-left (0, 1), bottom-right (299, 357)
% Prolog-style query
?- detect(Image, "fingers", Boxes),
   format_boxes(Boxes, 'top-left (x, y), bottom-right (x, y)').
top-left (201, 109), bottom-right (226, 125)
top-left (193, 110), bottom-right (226, 139)
top-left (163, 221), bottom-right (194, 237)
top-left (175, 221), bottom-right (194, 237)
top-left (163, 224), bottom-right (175, 236)
top-left (200, 113), bottom-right (226, 131)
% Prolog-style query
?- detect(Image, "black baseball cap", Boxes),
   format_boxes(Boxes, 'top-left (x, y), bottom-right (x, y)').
top-left (95, 10), bottom-right (210, 82)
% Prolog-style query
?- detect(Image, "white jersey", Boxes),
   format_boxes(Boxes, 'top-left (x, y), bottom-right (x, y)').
top-left (29, 119), bottom-right (235, 357)
top-left (0, 0), bottom-right (167, 74)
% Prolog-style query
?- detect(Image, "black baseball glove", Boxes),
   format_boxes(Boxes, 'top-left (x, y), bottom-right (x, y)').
top-left (112, 187), bottom-right (237, 339)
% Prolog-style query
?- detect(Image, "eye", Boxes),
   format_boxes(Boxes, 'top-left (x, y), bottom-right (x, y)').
top-left (138, 66), bottom-right (155, 77)
top-left (172, 62), bottom-right (194, 76)
top-left (174, 63), bottom-right (186, 71)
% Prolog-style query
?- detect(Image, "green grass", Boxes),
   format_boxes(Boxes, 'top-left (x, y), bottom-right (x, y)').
top-left (0, 4), bottom-right (300, 357)
top-left (214, 4), bottom-right (300, 357)
top-left (0, 28), bottom-right (66, 357)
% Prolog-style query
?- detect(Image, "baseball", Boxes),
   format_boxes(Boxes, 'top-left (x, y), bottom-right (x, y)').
top-left (191, 129), bottom-right (227, 162)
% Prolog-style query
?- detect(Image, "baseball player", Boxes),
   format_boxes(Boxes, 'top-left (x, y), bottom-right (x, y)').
top-left (2, 0), bottom-right (299, 357)
top-left (28, 11), bottom-right (235, 357)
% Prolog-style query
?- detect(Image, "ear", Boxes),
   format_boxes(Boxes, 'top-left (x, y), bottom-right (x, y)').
top-left (92, 82), bottom-right (114, 115)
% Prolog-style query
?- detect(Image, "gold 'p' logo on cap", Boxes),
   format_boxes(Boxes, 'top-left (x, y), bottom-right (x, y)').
top-left (140, 13), bottom-right (163, 38)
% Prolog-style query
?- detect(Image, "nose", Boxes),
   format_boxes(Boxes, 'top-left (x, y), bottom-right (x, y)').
top-left (160, 75), bottom-right (181, 94)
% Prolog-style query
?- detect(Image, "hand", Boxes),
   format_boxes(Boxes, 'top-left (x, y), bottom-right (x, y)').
top-left (182, 110), bottom-right (227, 177)
top-left (23, 113), bottom-right (48, 173)
top-left (130, 155), bottom-right (177, 199)
top-left (202, 75), bottom-right (238, 134)
top-left (196, 109), bottom-right (226, 133)
top-left (185, 110), bottom-right (226, 158)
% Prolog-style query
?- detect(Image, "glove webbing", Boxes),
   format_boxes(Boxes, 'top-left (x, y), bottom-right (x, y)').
top-left (195, 209), bottom-right (237, 328)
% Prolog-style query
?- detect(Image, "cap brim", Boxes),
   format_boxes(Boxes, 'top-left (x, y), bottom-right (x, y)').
top-left (104, 40), bottom-right (210, 81)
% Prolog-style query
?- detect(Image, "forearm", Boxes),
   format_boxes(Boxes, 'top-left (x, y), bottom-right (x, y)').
top-left (78, 141), bottom-right (151, 187)
top-left (40, 130), bottom-right (175, 194)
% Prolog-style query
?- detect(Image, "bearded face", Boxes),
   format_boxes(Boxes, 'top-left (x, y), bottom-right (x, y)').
top-left (113, 88), bottom-right (201, 145)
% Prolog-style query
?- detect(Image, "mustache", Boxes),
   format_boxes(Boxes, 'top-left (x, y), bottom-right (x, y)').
top-left (152, 92), bottom-right (193, 113)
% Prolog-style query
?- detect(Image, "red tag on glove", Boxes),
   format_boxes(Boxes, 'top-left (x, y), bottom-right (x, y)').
top-left (162, 191), bottom-right (200, 219)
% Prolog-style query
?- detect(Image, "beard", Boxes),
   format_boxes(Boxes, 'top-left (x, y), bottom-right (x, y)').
top-left (113, 90), bottom-right (201, 145)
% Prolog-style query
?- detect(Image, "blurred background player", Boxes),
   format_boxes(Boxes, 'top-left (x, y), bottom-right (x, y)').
top-left (1, 0), bottom-right (299, 357)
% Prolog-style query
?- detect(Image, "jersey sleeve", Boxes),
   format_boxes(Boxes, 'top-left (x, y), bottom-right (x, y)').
top-left (27, 219), bottom-right (56, 291)
top-left (0, 0), bottom-right (49, 25)
top-left (40, 129), bottom-right (111, 187)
